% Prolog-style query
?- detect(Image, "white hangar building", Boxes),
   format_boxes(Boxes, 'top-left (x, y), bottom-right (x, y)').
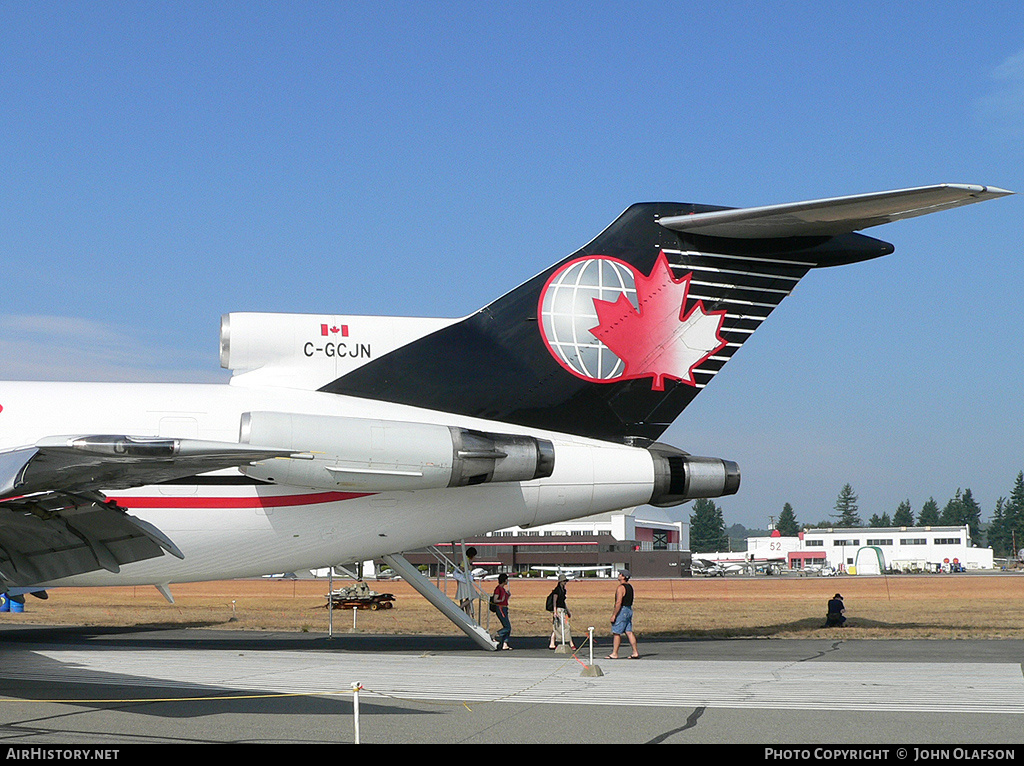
top-left (746, 525), bottom-right (993, 573)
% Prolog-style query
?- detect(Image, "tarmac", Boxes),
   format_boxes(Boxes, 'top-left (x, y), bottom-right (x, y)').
top-left (0, 624), bottom-right (1022, 746)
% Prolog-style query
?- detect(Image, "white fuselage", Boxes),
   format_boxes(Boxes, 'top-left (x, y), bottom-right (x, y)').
top-left (0, 380), bottom-right (657, 587)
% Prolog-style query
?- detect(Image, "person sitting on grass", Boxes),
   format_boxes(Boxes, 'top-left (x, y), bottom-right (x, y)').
top-left (825, 593), bottom-right (846, 627)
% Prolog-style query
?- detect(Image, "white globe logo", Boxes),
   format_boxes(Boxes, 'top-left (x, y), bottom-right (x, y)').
top-left (538, 256), bottom-right (638, 382)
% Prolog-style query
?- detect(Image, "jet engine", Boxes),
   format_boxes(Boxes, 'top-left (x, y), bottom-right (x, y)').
top-left (647, 443), bottom-right (740, 506)
top-left (239, 411), bottom-right (554, 492)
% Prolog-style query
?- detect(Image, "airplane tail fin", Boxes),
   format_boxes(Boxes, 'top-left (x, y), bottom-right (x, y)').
top-left (322, 185), bottom-right (1010, 442)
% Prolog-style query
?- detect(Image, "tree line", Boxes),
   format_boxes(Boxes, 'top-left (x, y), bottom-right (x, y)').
top-left (689, 471), bottom-right (1024, 557)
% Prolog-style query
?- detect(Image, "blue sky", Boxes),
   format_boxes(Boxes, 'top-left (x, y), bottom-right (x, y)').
top-left (2, 2), bottom-right (1022, 532)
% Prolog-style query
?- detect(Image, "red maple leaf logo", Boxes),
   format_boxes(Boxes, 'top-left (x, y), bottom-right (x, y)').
top-left (590, 251), bottom-right (727, 391)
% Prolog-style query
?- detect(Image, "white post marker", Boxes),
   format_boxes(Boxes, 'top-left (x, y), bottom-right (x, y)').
top-left (581, 626), bottom-right (603, 677)
top-left (352, 681), bottom-right (362, 744)
top-left (554, 609), bottom-right (570, 654)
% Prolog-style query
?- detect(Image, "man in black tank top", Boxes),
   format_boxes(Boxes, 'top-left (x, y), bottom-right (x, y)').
top-left (607, 570), bottom-right (639, 659)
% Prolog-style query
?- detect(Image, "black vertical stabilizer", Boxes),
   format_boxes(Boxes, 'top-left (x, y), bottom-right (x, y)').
top-left (320, 202), bottom-right (892, 442)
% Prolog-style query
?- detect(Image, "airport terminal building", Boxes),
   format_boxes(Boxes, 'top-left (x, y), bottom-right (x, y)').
top-left (746, 525), bottom-right (994, 573)
top-left (399, 509), bottom-right (691, 578)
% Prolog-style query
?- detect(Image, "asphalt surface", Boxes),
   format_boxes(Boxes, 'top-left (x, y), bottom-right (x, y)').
top-left (0, 624), bottom-right (1022, 746)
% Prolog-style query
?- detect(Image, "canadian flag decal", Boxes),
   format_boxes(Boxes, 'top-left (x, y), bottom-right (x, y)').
top-left (538, 252), bottom-right (727, 391)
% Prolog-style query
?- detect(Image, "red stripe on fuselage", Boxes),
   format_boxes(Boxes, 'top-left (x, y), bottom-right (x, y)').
top-left (112, 491), bottom-right (373, 509)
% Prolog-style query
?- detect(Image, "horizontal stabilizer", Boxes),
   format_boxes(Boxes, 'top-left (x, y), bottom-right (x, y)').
top-left (657, 184), bottom-right (1013, 239)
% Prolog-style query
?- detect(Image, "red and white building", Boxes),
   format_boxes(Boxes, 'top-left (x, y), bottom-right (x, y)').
top-left (745, 525), bottom-right (993, 573)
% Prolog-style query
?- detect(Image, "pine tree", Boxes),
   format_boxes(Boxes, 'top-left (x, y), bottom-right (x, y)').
top-left (869, 512), bottom-right (892, 527)
top-left (939, 488), bottom-right (983, 542)
top-left (988, 497), bottom-right (1011, 557)
top-left (776, 503), bottom-right (799, 536)
top-left (918, 497), bottom-right (940, 525)
top-left (832, 484), bottom-right (861, 528)
top-left (893, 499), bottom-right (914, 527)
top-left (960, 488), bottom-right (983, 543)
top-left (940, 489), bottom-right (964, 526)
top-left (1001, 472), bottom-right (1024, 558)
top-left (690, 498), bottom-right (728, 553)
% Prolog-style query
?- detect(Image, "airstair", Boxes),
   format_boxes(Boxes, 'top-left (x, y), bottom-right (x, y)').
top-left (382, 551), bottom-right (497, 651)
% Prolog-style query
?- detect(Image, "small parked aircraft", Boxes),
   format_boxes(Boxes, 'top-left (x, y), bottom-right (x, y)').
top-left (530, 565), bottom-right (616, 579)
top-left (691, 559), bottom-right (745, 576)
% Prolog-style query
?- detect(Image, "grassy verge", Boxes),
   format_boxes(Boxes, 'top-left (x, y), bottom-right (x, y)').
top-left (5, 573), bottom-right (1024, 640)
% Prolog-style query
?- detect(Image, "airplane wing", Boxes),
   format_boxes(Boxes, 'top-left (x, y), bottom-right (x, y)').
top-left (0, 436), bottom-right (293, 586)
top-left (656, 184), bottom-right (1013, 239)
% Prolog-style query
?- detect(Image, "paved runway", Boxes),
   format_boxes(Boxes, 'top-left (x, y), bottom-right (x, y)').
top-left (1, 625), bottom-right (1022, 745)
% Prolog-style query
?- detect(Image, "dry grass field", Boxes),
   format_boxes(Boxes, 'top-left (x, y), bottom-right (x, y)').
top-left (6, 573), bottom-right (1024, 641)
